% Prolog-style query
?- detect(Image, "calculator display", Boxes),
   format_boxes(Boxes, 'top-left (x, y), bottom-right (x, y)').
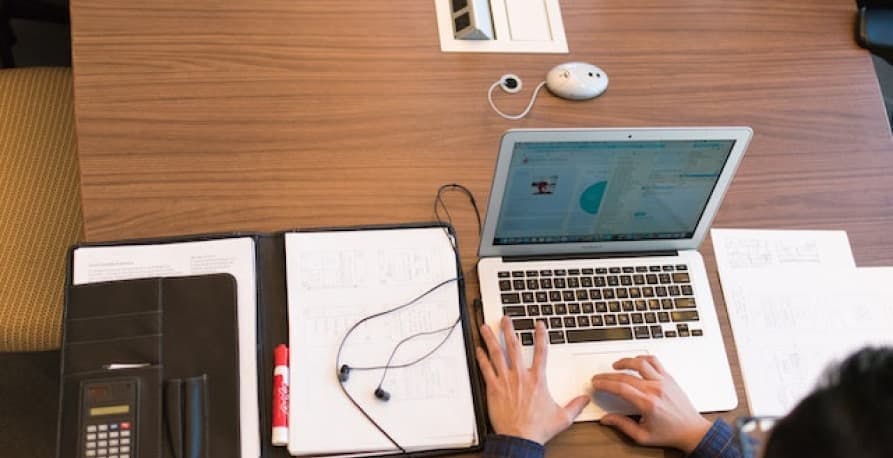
top-left (90, 405), bottom-right (130, 417)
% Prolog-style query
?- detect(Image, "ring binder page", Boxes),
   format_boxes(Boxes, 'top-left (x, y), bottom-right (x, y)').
top-left (284, 227), bottom-right (478, 456)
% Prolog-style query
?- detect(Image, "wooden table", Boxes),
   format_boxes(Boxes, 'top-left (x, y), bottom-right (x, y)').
top-left (70, 1), bottom-right (893, 456)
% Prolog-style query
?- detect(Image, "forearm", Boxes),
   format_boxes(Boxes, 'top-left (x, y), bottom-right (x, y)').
top-left (482, 434), bottom-right (545, 458)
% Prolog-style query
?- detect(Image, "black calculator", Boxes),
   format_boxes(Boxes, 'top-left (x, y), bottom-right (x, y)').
top-left (79, 378), bottom-right (138, 458)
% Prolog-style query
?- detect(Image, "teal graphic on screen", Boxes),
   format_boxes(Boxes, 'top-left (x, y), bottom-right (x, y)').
top-left (579, 181), bottom-right (608, 215)
top-left (493, 139), bottom-right (735, 245)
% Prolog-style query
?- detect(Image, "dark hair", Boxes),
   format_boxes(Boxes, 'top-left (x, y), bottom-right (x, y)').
top-left (764, 347), bottom-right (893, 458)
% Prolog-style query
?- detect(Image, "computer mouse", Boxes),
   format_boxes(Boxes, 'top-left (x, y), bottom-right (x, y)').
top-left (545, 62), bottom-right (609, 100)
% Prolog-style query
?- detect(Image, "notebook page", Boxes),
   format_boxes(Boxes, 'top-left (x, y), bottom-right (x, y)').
top-left (72, 238), bottom-right (260, 458)
top-left (285, 227), bottom-right (477, 456)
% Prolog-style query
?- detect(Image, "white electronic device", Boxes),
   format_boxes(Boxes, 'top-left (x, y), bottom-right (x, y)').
top-left (478, 127), bottom-right (752, 421)
top-left (487, 62), bottom-right (609, 120)
top-left (544, 62), bottom-right (609, 100)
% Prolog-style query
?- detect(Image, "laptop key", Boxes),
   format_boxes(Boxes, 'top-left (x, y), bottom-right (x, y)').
top-left (676, 265), bottom-right (688, 271)
top-left (535, 317), bottom-right (549, 328)
top-left (665, 330), bottom-right (678, 338)
top-left (562, 291), bottom-right (575, 301)
top-left (541, 278), bottom-right (553, 289)
top-left (581, 277), bottom-right (593, 287)
top-left (622, 267), bottom-right (634, 273)
top-left (649, 266), bottom-right (661, 272)
top-left (681, 285), bottom-right (693, 295)
top-left (620, 275), bottom-right (632, 285)
top-left (568, 269), bottom-right (580, 275)
top-left (541, 304), bottom-right (554, 315)
top-left (608, 301), bottom-right (620, 313)
top-left (595, 302), bottom-right (607, 313)
top-left (566, 327), bottom-right (633, 343)
top-left (631, 313), bottom-right (644, 324)
top-left (650, 326), bottom-right (664, 338)
top-left (656, 287), bottom-right (668, 297)
top-left (692, 329), bottom-right (703, 337)
top-left (647, 299), bottom-right (660, 310)
top-left (617, 314), bottom-right (630, 325)
top-left (549, 291), bottom-right (561, 301)
top-left (675, 297), bottom-right (696, 309)
top-left (582, 268), bottom-right (594, 275)
top-left (668, 285), bottom-right (680, 296)
top-left (607, 276), bottom-right (619, 286)
top-left (567, 277), bottom-right (580, 288)
top-left (512, 319), bottom-right (535, 330)
top-left (646, 274), bottom-right (658, 284)
top-left (616, 288), bottom-right (628, 299)
top-left (672, 273), bottom-right (691, 283)
top-left (604, 314), bottom-right (617, 326)
top-left (522, 292), bottom-right (535, 303)
top-left (535, 292), bottom-right (548, 302)
top-left (555, 303), bottom-right (568, 315)
top-left (635, 299), bottom-right (647, 311)
top-left (591, 315), bottom-right (604, 326)
top-left (634, 326), bottom-right (651, 339)
top-left (595, 268), bottom-right (608, 274)
top-left (635, 266), bottom-right (649, 272)
top-left (527, 279), bottom-right (539, 290)
top-left (549, 317), bottom-right (563, 328)
top-left (578, 316), bottom-right (590, 327)
top-left (589, 289), bottom-right (602, 299)
top-left (519, 332), bottom-right (534, 346)
top-left (576, 290), bottom-right (589, 300)
top-left (662, 265), bottom-right (675, 271)
top-left (658, 311), bottom-right (670, 322)
top-left (629, 287), bottom-right (641, 298)
top-left (554, 269), bottom-right (566, 276)
top-left (549, 331), bottom-right (566, 344)
top-left (642, 287), bottom-right (654, 297)
top-left (499, 280), bottom-right (512, 291)
top-left (582, 302), bottom-right (594, 314)
top-left (527, 305), bottom-right (540, 316)
top-left (672, 311), bottom-right (700, 322)
top-left (501, 293), bottom-right (521, 304)
top-left (554, 278), bottom-right (566, 288)
top-left (645, 312), bottom-right (657, 323)
top-left (568, 303), bottom-right (581, 314)
top-left (498, 271), bottom-right (511, 278)
top-left (513, 280), bottom-right (526, 290)
top-left (603, 289), bottom-right (615, 299)
top-left (564, 317), bottom-right (577, 328)
top-left (594, 276), bottom-right (607, 287)
top-left (661, 299), bottom-right (674, 310)
top-left (526, 271), bottom-right (539, 277)
top-left (659, 274), bottom-right (672, 284)
top-left (502, 306), bottom-right (526, 317)
top-left (540, 269), bottom-right (553, 276)
top-left (512, 271), bottom-right (525, 277)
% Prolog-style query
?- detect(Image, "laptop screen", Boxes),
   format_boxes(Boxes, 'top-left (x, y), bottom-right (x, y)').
top-left (492, 139), bottom-right (736, 246)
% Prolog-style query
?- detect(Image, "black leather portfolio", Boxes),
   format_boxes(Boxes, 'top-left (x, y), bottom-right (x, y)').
top-left (58, 223), bottom-right (487, 458)
top-left (59, 274), bottom-right (240, 458)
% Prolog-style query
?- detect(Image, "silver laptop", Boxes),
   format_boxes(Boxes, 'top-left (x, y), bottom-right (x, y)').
top-left (478, 127), bottom-right (751, 421)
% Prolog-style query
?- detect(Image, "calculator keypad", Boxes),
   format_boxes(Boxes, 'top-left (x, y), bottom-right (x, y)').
top-left (84, 422), bottom-right (131, 458)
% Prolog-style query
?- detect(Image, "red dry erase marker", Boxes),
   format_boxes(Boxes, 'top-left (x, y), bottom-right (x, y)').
top-left (272, 344), bottom-right (289, 446)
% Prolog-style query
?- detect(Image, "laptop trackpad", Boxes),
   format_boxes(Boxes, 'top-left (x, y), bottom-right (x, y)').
top-left (574, 350), bottom-right (648, 419)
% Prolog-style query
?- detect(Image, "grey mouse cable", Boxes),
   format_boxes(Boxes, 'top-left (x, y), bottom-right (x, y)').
top-left (487, 79), bottom-right (547, 120)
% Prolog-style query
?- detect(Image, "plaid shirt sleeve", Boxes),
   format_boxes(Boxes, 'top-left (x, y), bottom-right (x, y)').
top-left (481, 434), bottom-right (545, 458)
top-left (688, 418), bottom-right (743, 458)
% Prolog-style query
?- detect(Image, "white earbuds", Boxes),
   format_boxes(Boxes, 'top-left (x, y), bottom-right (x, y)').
top-left (488, 62), bottom-right (609, 120)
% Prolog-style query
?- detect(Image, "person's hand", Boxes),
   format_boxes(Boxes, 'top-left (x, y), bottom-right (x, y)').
top-left (476, 316), bottom-right (590, 445)
top-left (591, 355), bottom-right (712, 454)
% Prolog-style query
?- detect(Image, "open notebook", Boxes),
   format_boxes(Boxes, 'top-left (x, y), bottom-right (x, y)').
top-left (65, 223), bottom-right (485, 458)
top-left (285, 227), bottom-right (481, 456)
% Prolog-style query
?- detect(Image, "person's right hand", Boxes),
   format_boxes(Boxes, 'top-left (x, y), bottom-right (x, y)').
top-left (591, 355), bottom-right (712, 454)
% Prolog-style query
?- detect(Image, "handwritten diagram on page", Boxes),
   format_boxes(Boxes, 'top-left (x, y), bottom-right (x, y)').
top-left (285, 228), bottom-right (477, 456)
top-left (711, 229), bottom-right (893, 416)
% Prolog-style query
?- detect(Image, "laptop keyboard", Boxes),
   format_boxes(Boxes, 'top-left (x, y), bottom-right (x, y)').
top-left (498, 264), bottom-right (703, 346)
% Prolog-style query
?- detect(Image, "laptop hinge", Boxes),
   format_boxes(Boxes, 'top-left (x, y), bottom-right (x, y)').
top-left (503, 250), bottom-right (679, 263)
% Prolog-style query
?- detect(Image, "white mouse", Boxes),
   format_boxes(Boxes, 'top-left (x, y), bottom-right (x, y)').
top-left (545, 62), bottom-right (609, 100)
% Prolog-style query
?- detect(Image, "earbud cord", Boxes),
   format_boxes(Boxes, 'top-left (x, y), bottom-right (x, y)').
top-left (334, 184), bottom-right (483, 453)
top-left (487, 80), bottom-right (547, 120)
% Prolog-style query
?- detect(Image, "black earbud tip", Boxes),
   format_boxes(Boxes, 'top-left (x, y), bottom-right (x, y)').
top-left (338, 364), bottom-right (351, 382)
top-left (374, 387), bottom-right (391, 401)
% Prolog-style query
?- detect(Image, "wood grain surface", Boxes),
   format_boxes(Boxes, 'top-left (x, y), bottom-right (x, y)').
top-left (70, 1), bottom-right (892, 456)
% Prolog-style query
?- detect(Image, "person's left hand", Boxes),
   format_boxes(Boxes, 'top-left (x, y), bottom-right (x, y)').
top-left (476, 316), bottom-right (590, 445)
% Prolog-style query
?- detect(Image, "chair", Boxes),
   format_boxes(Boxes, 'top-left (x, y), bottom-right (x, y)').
top-left (0, 0), bottom-right (71, 68)
top-left (0, 67), bottom-right (83, 352)
top-left (857, 0), bottom-right (893, 64)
